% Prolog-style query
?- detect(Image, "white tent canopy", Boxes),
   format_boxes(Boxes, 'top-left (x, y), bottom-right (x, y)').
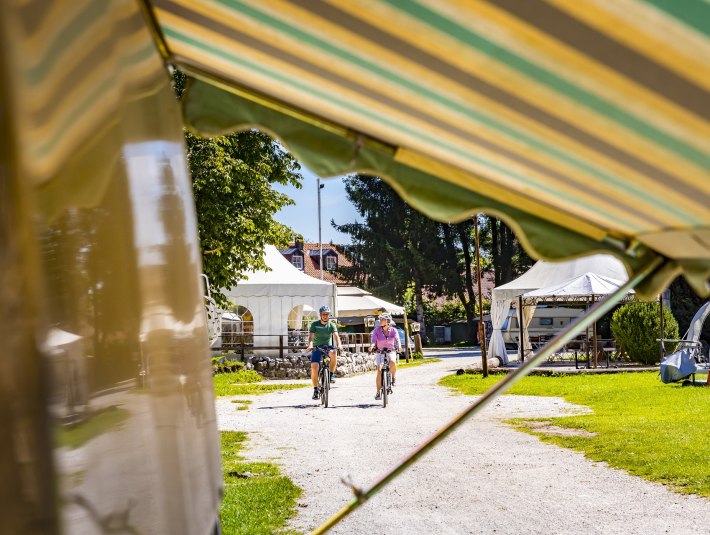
top-left (222, 245), bottom-right (336, 348)
top-left (523, 272), bottom-right (631, 302)
top-left (336, 286), bottom-right (404, 317)
top-left (489, 254), bottom-right (628, 363)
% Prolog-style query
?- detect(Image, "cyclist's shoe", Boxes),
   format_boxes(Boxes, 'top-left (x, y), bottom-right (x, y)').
top-left (330, 372), bottom-right (336, 383)
top-left (388, 387), bottom-right (393, 394)
top-left (391, 377), bottom-right (396, 386)
top-left (375, 391), bottom-right (381, 400)
top-left (312, 389), bottom-right (319, 400)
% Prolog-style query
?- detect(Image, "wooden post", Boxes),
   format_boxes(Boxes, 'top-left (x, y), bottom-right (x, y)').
top-left (413, 333), bottom-right (422, 353)
top-left (586, 296), bottom-right (591, 367)
top-left (403, 308), bottom-right (411, 362)
top-left (592, 302), bottom-right (598, 369)
top-left (474, 215), bottom-right (487, 376)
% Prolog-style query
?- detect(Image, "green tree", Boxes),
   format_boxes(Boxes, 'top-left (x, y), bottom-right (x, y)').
top-left (334, 175), bottom-right (442, 333)
top-left (173, 72), bottom-right (302, 306)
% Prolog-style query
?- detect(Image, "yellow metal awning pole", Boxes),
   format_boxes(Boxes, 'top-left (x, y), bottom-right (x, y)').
top-left (312, 256), bottom-right (665, 535)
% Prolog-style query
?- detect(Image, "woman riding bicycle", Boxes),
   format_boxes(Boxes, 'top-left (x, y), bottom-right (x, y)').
top-left (306, 305), bottom-right (342, 400)
top-left (369, 312), bottom-right (401, 400)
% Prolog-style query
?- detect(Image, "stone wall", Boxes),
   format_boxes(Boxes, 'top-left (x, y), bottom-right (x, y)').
top-left (242, 350), bottom-right (377, 379)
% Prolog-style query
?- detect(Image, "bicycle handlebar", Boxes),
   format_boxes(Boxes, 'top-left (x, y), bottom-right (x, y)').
top-left (307, 345), bottom-right (341, 354)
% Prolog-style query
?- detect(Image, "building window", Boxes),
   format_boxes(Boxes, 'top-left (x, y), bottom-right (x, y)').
top-left (325, 255), bottom-right (337, 270)
top-left (291, 255), bottom-right (303, 270)
top-left (539, 317), bottom-right (553, 326)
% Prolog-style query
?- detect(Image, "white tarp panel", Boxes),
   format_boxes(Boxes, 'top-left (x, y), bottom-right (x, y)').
top-left (686, 302), bottom-right (710, 344)
top-left (489, 254), bottom-right (628, 361)
top-left (337, 286), bottom-right (404, 317)
top-left (222, 245), bottom-right (336, 347)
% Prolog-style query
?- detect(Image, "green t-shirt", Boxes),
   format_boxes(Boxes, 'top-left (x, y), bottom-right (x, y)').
top-left (309, 319), bottom-right (338, 346)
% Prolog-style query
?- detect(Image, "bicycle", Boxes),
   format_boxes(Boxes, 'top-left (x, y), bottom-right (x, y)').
top-left (314, 345), bottom-right (333, 408)
top-left (376, 349), bottom-right (394, 408)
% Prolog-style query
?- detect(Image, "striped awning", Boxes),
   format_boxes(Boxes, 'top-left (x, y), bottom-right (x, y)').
top-left (147, 0), bottom-right (710, 297)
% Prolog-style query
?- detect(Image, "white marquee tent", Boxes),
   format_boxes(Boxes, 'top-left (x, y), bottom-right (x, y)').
top-left (489, 254), bottom-right (629, 363)
top-left (222, 245), bottom-right (336, 348)
top-left (337, 286), bottom-right (404, 318)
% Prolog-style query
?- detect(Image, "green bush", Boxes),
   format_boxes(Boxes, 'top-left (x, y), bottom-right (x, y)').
top-left (212, 355), bottom-right (245, 375)
top-left (611, 302), bottom-right (678, 365)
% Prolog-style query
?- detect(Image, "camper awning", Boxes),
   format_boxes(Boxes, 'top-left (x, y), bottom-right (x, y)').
top-left (148, 1), bottom-right (710, 297)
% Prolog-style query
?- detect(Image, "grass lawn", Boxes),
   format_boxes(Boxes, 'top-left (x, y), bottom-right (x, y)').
top-left (398, 357), bottom-right (440, 369)
top-left (56, 407), bottom-right (130, 449)
top-left (440, 371), bottom-right (710, 497)
top-left (213, 370), bottom-right (307, 397)
top-left (219, 431), bottom-right (301, 535)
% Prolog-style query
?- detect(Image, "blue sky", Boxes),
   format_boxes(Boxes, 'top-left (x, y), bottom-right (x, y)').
top-left (272, 166), bottom-right (358, 244)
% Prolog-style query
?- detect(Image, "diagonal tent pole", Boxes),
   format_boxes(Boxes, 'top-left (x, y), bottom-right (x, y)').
top-left (312, 256), bottom-right (665, 535)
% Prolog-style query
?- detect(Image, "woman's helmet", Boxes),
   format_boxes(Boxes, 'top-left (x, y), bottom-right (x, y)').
top-left (319, 305), bottom-right (331, 314)
top-left (378, 312), bottom-right (392, 321)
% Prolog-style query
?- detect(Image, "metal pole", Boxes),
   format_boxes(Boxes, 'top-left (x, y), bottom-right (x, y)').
top-left (474, 216), bottom-right (488, 376)
top-left (310, 256), bottom-right (665, 535)
top-left (318, 178), bottom-right (324, 280)
top-left (659, 291), bottom-right (665, 361)
top-left (518, 295), bottom-right (524, 362)
top-left (592, 298), bottom-right (598, 368)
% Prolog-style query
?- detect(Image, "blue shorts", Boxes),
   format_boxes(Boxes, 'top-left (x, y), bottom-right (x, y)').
top-left (311, 345), bottom-right (334, 363)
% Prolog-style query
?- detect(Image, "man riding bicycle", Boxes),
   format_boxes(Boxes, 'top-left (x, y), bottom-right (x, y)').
top-left (369, 312), bottom-right (401, 400)
top-left (306, 305), bottom-right (342, 400)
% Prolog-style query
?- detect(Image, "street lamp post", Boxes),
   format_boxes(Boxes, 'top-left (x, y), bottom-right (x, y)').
top-left (317, 178), bottom-right (324, 280)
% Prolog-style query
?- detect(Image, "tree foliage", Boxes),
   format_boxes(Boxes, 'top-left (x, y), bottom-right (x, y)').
top-left (334, 176), bottom-right (443, 333)
top-left (478, 216), bottom-right (533, 285)
top-left (173, 71), bottom-right (302, 307)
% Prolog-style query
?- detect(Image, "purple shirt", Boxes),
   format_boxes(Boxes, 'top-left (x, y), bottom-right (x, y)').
top-left (371, 325), bottom-right (400, 351)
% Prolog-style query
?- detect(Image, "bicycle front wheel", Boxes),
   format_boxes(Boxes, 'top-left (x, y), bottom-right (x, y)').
top-left (321, 369), bottom-right (329, 408)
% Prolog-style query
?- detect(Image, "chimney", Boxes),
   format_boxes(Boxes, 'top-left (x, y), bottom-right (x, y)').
top-left (295, 239), bottom-right (303, 251)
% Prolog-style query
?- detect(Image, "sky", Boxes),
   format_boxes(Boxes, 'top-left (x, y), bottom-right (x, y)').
top-left (272, 166), bottom-right (358, 244)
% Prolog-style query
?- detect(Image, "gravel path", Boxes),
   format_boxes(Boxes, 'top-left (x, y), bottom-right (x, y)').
top-left (216, 348), bottom-right (710, 534)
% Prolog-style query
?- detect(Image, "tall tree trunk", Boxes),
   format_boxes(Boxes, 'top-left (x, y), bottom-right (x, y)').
top-left (490, 216), bottom-right (500, 285)
top-left (457, 223), bottom-right (478, 339)
top-left (441, 224), bottom-right (475, 341)
top-left (499, 222), bottom-right (515, 284)
top-left (414, 279), bottom-right (426, 337)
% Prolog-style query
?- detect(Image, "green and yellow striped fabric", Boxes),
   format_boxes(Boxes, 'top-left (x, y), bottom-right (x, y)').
top-left (150, 0), bottom-right (710, 295)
